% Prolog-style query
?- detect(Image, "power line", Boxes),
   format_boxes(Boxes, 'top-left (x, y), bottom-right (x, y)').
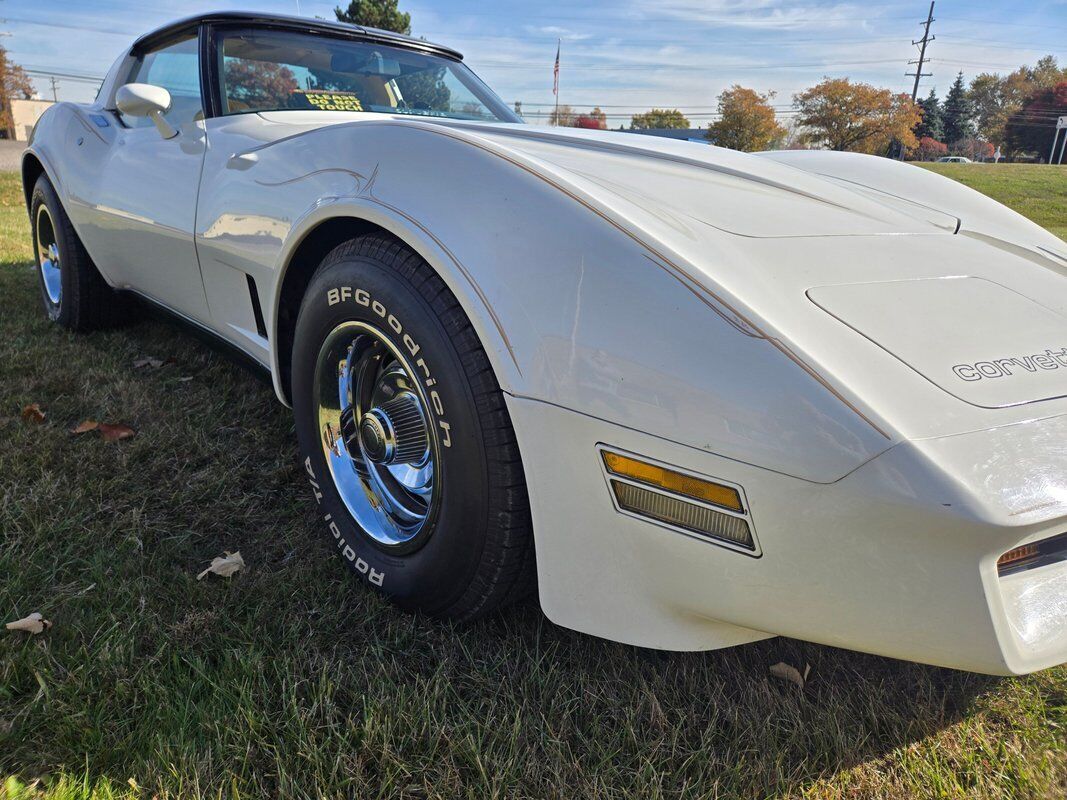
top-left (476, 58), bottom-right (916, 70)
top-left (3, 15), bottom-right (135, 37)
top-left (23, 68), bottom-right (104, 84)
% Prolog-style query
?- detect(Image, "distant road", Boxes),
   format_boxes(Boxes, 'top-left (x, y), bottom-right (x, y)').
top-left (0, 141), bottom-right (25, 172)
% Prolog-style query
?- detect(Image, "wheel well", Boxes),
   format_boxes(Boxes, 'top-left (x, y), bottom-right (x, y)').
top-left (275, 216), bottom-right (397, 404)
top-left (22, 152), bottom-right (45, 209)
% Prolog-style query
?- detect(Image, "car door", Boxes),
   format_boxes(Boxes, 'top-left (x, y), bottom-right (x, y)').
top-left (85, 32), bottom-right (211, 323)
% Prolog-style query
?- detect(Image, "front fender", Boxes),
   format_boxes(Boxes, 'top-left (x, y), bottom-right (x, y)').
top-left (269, 194), bottom-right (529, 408)
top-left (197, 118), bottom-right (892, 483)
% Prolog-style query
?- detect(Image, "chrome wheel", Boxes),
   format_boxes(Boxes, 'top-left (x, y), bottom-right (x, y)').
top-left (314, 321), bottom-right (440, 550)
top-left (36, 204), bottom-right (61, 306)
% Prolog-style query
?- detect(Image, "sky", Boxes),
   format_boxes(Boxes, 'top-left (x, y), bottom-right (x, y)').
top-left (5, 0), bottom-right (1066, 126)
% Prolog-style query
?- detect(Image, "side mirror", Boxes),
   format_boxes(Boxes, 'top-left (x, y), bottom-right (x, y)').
top-left (115, 83), bottom-right (178, 139)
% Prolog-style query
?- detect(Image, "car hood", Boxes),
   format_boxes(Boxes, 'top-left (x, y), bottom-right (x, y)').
top-left (429, 122), bottom-right (1067, 415)
top-left (255, 113), bottom-right (1067, 424)
top-left (434, 121), bottom-right (961, 238)
top-left (257, 112), bottom-right (959, 239)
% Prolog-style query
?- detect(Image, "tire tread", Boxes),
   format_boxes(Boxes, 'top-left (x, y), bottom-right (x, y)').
top-left (317, 234), bottom-right (536, 620)
top-left (32, 175), bottom-right (125, 331)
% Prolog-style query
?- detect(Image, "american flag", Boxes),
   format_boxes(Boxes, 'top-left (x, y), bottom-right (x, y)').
top-left (553, 40), bottom-right (560, 96)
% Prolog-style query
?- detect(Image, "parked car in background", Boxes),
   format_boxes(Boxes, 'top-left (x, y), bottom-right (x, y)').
top-left (938, 155), bottom-right (974, 163)
top-left (21, 11), bottom-right (1067, 675)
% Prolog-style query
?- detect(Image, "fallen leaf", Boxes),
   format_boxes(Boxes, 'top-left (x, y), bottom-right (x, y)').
top-left (20, 403), bottom-right (45, 424)
top-left (769, 661), bottom-right (806, 689)
top-left (71, 419), bottom-right (99, 435)
top-left (197, 551), bottom-right (245, 580)
top-left (6, 612), bottom-right (51, 634)
top-left (133, 356), bottom-right (175, 369)
top-left (98, 422), bottom-right (136, 442)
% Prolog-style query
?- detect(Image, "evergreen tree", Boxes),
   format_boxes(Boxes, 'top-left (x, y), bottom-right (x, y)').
top-left (335, 0), bottom-right (411, 34)
top-left (942, 71), bottom-right (974, 145)
top-left (915, 88), bottom-right (944, 140)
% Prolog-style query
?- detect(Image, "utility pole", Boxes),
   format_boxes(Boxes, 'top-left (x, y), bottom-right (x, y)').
top-left (49, 76), bottom-right (58, 102)
top-left (908, 1), bottom-right (936, 103)
top-left (889, 2), bottom-right (935, 159)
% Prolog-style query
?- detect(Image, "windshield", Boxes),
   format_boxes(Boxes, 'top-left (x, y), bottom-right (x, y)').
top-left (217, 27), bottom-right (520, 123)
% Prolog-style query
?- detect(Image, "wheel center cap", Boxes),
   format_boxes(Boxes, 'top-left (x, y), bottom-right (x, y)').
top-left (358, 410), bottom-right (394, 464)
top-left (346, 392), bottom-right (429, 467)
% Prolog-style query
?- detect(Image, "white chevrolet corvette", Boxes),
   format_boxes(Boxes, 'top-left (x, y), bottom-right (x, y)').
top-left (23, 12), bottom-right (1067, 675)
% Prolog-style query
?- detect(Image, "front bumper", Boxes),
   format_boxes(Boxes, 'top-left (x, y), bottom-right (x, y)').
top-left (508, 396), bottom-right (1067, 675)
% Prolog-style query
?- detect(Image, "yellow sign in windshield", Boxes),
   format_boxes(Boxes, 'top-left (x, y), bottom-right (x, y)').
top-left (299, 91), bottom-right (364, 112)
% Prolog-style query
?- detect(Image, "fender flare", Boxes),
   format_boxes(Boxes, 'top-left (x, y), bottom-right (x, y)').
top-left (268, 197), bottom-right (527, 407)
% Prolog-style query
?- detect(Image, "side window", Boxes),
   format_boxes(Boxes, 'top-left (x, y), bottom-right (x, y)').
top-left (121, 35), bottom-right (202, 129)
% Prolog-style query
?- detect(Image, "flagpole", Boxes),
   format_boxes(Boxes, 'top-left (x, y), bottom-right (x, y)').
top-left (553, 39), bottom-right (560, 126)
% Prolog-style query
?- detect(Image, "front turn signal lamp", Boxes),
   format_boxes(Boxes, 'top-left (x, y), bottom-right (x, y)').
top-left (996, 533), bottom-right (1067, 576)
top-left (600, 448), bottom-right (756, 552)
top-left (601, 450), bottom-right (744, 513)
top-left (997, 544), bottom-right (1040, 573)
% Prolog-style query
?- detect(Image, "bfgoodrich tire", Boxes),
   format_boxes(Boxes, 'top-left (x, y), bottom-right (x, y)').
top-left (30, 174), bottom-right (125, 331)
top-left (291, 234), bottom-right (535, 621)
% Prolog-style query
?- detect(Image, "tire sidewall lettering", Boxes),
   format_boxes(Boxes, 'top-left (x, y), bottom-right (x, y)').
top-left (294, 246), bottom-right (514, 617)
top-left (310, 281), bottom-right (462, 590)
top-left (325, 284), bottom-right (452, 448)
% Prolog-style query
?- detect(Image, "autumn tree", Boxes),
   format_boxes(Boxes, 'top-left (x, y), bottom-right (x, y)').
top-left (968, 72), bottom-right (1010, 144)
top-left (793, 78), bottom-right (920, 153)
top-left (224, 60), bottom-right (299, 110)
top-left (0, 46), bottom-right (34, 138)
top-left (335, 0), bottom-right (411, 34)
top-left (630, 108), bottom-right (690, 129)
top-left (706, 85), bottom-right (785, 151)
top-left (548, 104), bottom-right (575, 126)
top-left (969, 56), bottom-right (1067, 147)
top-left (574, 106), bottom-right (607, 129)
top-left (1005, 81), bottom-right (1067, 159)
top-left (1031, 55), bottom-right (1067, 89)
top-left (955, 138), bottom-right (995, 161)
top-left (912, 136), bottom-right (948, 161)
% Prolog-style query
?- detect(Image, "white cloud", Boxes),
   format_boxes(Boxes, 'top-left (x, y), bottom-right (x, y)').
top-left (631, 0), bottom-right (872, 30)
top-left (525, 25), bottom-right (593, 41)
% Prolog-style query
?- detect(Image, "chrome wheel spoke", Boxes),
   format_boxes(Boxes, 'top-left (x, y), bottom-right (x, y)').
top-left (313, 321), bottom-right (439, 549)
top-left (35, 206), bottom-right (62, 306)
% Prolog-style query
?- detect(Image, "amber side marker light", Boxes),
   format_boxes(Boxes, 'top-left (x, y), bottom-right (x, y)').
top-left (997, 543), bottom-right (1041, 573)
top-left (601, 451), bottom-right (744, 513)
top-left (600, 449), bottom-right (755, 550)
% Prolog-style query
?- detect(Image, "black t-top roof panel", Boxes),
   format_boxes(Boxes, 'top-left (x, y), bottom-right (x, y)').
top-left (133, 10), bottom-right (463, 61)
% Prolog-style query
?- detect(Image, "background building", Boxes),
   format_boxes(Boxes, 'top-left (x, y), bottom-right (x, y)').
top-left (11, 98), bottom-right (53, 141)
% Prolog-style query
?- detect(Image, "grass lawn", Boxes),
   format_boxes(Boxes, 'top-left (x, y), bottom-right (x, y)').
top-left (919, 163), bottom-right (1067, 241)
top-left (2, 166), bottom-right (1066, 800)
